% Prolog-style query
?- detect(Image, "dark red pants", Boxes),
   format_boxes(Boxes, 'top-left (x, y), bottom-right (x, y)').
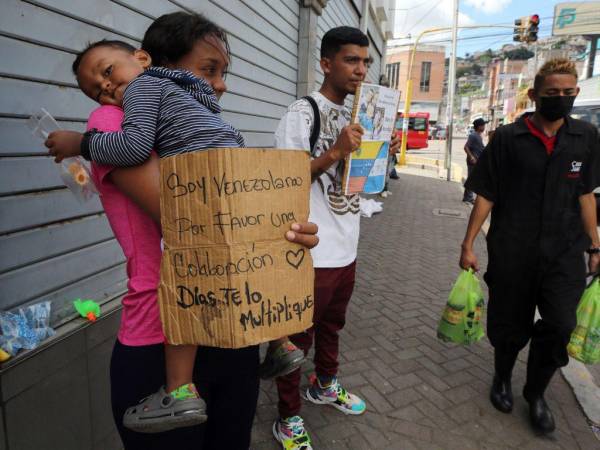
top-left (276, 261), bottom-right (356, 418)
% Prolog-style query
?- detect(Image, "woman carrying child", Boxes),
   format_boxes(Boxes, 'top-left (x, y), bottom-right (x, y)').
top-left (46, 12), bottom-right (317, 450)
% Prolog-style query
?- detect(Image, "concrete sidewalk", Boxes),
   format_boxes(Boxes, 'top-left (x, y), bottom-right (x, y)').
top-left (251, 172), bottom-right (600, 450)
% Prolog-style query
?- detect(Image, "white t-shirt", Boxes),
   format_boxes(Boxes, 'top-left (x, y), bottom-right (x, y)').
top-left (274, 91), bottom-right (360, 268)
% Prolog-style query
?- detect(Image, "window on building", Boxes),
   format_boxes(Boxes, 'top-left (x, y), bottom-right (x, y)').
top-left (420, 61), bottom-right (431, 92)
top-left (386, 62), bottom-right (401, 89)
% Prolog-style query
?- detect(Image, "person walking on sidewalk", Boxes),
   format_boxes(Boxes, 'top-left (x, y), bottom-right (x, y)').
top-left (272, 26), bottom-right (399, 450)
top-left (460, 59), bottom-right (600, 434)
top-left (462, 118), bottom-right (486, 203)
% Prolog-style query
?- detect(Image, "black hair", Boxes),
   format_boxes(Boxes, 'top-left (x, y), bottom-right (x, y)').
top-left (72, 40), bottom-right (136, 75)
top-left (321, 26), bottom-right (369, 59)
top-left (142, 12), bottom-right (230, 67)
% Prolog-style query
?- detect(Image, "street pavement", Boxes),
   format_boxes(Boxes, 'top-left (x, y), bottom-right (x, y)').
top-left (250, 170), bottom-right (600, 449)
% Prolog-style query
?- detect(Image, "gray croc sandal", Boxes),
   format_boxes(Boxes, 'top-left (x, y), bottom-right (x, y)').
top-left (259, 342), bottom-right (305, 379)
top-left (123, 386), bottom-right (207, 433)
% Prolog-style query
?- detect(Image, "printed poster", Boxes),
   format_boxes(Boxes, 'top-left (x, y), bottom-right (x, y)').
top-left (342, 82), bottom-right (401, 195)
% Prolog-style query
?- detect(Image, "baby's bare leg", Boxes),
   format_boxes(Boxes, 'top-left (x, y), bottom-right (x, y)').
top-left (164, 344), bottom-right (197, 392)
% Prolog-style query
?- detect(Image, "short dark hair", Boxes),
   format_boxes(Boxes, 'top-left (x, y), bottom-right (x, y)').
top-left (72, 40), bottom-right (136, 75)
top-left (142, 12), bottom-right (230, 67)
top-left (321, 26), bottom-right (369, 59)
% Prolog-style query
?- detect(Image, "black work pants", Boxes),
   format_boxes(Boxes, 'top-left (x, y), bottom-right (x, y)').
top-left (485, 247), bottom-right (586, 385)
top-left (463, 163), bottom-right (475, 202)
top-left (110, 340), bottom-right (260, 450)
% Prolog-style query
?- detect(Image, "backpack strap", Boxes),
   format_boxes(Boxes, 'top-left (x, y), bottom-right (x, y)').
top-left (302, 95), bottom-right (320, 153)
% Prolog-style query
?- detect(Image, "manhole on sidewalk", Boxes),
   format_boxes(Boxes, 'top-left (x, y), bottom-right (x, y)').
top-left (432, 208), bottom-right (467, 219)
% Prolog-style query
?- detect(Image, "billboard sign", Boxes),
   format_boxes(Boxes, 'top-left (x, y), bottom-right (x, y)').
top-left (553, 2), bottom-right (600, 36)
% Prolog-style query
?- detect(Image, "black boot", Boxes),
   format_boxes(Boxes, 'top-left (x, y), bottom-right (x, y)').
top-left (490, 350), bottom-right (517, 413)
top-left (490, 375), bottom-right (513, 413)
top-left (523, 390), bottom-right (555, 434)
top-left (523, 352), bottom-right (557, 434)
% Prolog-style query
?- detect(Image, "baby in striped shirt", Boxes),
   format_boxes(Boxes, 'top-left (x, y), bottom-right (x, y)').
top-left (45, 27), bottom-right (306, 433)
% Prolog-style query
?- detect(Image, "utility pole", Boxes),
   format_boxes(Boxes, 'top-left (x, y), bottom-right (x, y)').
top-left (587, 36), bottom-right (598, 79)
top-left (445, 0), bottom-right (459, 181)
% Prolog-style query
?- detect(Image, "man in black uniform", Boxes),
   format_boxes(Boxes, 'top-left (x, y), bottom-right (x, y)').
top-left (460, 59), bottom-right (600, 434)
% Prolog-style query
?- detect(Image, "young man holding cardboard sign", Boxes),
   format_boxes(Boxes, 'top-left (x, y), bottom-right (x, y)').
top-left (272, 27), bottom-right (400, 449)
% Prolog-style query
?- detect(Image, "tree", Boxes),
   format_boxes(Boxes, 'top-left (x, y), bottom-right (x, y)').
top-left (456, 66), bottom-right (471, 78)
top-left (478, 49), bottom-right (495, 65)
top-left (503, 47), bottom-right (534, 60)
top-left (458, 83), bottom-right (475, 95)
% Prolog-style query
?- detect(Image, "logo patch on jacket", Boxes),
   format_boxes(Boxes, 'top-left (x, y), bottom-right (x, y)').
top-left (567, 160), bottom-right (582, 178)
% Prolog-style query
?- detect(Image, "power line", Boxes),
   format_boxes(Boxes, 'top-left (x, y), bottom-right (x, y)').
top-left (393, 21), bottom-right (600, 46)
top-left (394, 9), bottom-right (600, 42)
top-left (421, 23), bottom-right (600, 45)
top-left (391, 0), bottom-right (435, 11)
top-left (392, 24), bottom-right (554, 44)
top-left (480, 9), bottom-right (600, 28)
top-left (404, 0), bottom-right (445, 36)
top-left (392, 31), bottom-right (535, 46)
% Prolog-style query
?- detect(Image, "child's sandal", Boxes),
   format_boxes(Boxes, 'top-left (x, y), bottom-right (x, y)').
top-left (123, 386), bottom-right (207, 433)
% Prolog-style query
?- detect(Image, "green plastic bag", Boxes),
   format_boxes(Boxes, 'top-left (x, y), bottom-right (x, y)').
top-left (567, 277), bottom-right (600, 364)
top-left (437, 269), bottom-right (485, 345)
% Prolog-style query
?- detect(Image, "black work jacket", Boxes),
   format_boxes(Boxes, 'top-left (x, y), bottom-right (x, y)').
top-left (466, 114), bottom-right (600, 264)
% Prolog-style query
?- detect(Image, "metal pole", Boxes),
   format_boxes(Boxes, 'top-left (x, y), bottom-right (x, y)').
top-left (398, 42), bottom-right (419, 166)
top-left (445, 0), bottom-right (459, 181)
top-left (587, 36), bottom-right (598, 79)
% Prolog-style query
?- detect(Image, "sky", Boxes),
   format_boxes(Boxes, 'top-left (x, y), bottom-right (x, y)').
top-left (389, 0), bottom-right (595, 57)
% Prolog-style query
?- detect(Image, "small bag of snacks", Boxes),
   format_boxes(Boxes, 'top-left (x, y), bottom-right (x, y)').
top-left (27, 108), bottom-right (97, 203)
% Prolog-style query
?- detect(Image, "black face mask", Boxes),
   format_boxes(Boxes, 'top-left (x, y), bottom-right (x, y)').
top-left (537, 95), bottom-right (576, 122)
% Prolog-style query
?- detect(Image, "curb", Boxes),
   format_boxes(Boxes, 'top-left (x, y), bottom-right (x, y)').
top-left (561, 358), bottom-right (600, 426)
top-left (403, 155), bottom-right (463, 184)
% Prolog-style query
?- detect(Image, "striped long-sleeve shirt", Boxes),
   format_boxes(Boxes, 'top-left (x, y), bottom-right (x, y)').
top-left (81, 67), bottom-right (245, 166)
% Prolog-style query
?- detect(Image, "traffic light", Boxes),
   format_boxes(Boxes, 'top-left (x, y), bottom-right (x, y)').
top-left (526, 14), bottom-right (539, 42)
top-left (513, 18), bottom-right (524, 42)
top-left (513, 15), bottom-right (540, 43)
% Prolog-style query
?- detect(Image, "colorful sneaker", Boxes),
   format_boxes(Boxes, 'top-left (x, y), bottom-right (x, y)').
top-left (272, 416), bottom-right (313, 450)
top-left (304, 376), bottom-right (366, 415)
top-left (260, 340), bottom-right (305, 379)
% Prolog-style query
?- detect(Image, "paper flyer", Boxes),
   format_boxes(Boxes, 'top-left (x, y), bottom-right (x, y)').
top-left (342, 82), bottom-right (401, 195)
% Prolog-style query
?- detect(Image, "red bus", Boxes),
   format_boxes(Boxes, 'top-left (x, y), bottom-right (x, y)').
top-left (395, 112), bottom-right (430, 149)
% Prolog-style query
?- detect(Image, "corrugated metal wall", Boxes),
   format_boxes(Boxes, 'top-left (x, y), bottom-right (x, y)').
top-left (0, 0), bottom-right (300, 327)
top-left (314, 0), bottom-right (385, 105)
top-left (367, 7), bottom-right (384, 83)
top-left (315, 0), bottom-right (361, 90)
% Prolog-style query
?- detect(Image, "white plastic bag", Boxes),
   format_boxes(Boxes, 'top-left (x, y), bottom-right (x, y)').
top-left (359, 197), bottom-right (383, 218)
top-left (27, 108), bottom-right (97, 203)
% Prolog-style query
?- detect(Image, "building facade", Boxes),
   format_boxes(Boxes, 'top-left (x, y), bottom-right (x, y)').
top-left (384, 44), bottom-right (445, 122)
top-left (0, 1), bottom-right (395, 449)
top-left (486, 58), bottom-right (527, 127)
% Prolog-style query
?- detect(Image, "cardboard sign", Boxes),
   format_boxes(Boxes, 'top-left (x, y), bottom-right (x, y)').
top-left (158, 148), bottom-right (314, 348)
